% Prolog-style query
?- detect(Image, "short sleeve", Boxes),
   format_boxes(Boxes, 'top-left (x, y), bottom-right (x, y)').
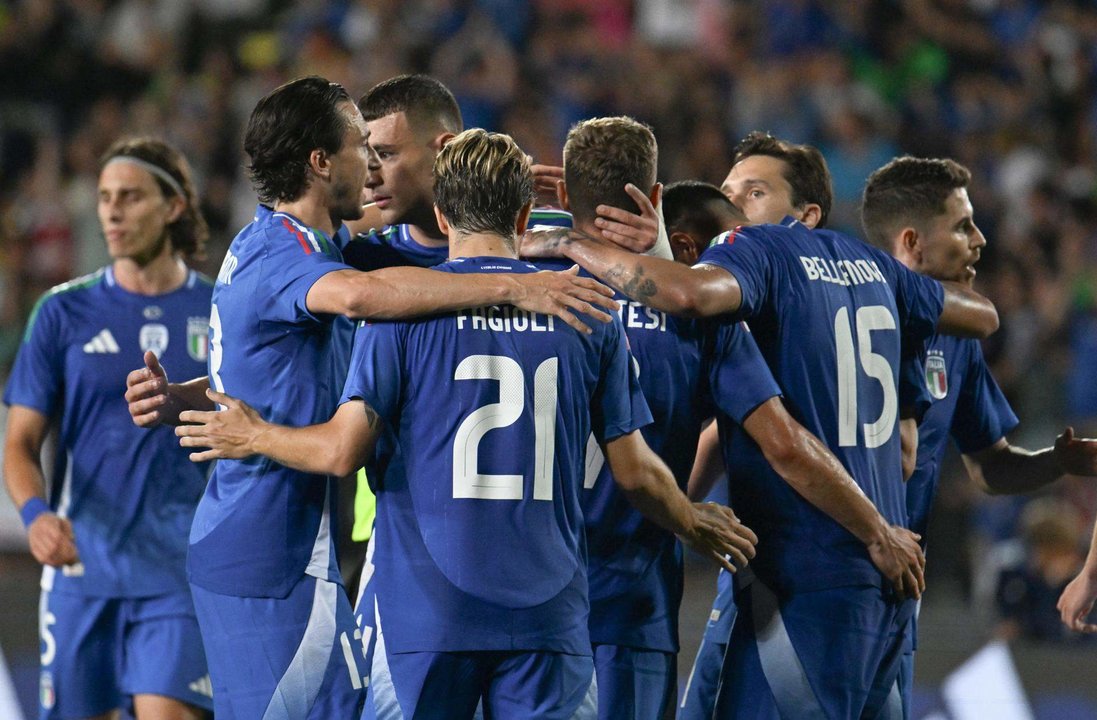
top-left (706, 321), bottom-right (782, 424)
top-left (898, 354), bottom-right (932, 423)
top-left (339, 321), bottom-right (405, 421)
top-left (951, 343), bottom-right (1019, 454)
top-left (3, 295), bottom-right (64, 415)
top-left (257, 227), bottom-right (352, 326)
top-left (878, 251), bottom-right (945, 346)
top-left (696, 227), bottom-right (772, 321)
top-left (591, 319), bottom-right (653, 442)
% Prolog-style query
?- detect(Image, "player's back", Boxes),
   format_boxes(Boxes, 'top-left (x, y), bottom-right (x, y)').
top-left (348, 255), bottom-right (647, 656)
top-left (699, 219), bottom-right (943, 592)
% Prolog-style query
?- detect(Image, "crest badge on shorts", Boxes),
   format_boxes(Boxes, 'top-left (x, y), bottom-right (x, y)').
top-left (925, 351), bottom-right (948, 400)
top-left (140, 324), bottom-right (169, 359)
top-left (187, 317), bottom-right (209, 362)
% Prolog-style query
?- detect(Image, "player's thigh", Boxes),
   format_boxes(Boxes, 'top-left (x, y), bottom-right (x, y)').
top-left (120, 592), bottom-right (212, 717)
top-left (484, 651), bottom-right (594, 720)
top-left (679, 638), bottom-right (728, 720)
top-left (592, 644), bottom-right (674, 720)
top-left (384, 651), bottom-right (483, 720)
top-left (190, 575), bottom-right (366, 720)
top-left (38, 589), bottom-right (123, 720)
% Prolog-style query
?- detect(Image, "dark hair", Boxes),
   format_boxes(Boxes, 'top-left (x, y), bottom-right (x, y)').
top-left (244, 76), bottom-right (352, 204)
top-left (733, 131), bottom-right (833, 227)
top-left (662, 180), bottom-right (745, 243)
top-left (434, 129), bottom-right (533, 240)
top-left (563, 116), bottom-right (657, 224)
top-left (358, 74), bottom-right (463, 134)
top-left (99, 137), bottom-right (208, 260)
top-left (861, 156), bottom-right (972, 251)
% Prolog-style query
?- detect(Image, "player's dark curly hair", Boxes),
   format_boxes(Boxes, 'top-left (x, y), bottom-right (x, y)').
top-left (358, 74), bottom-right (463, 134)
top-left (662, 180), bottom-right (745, 244)
top-left (733, 131), bottom-right (833, 227)
top-left (99, 137), bottom-right (208, 261)
top-left (434, 129), bottom-right (533, 241)
top-left (244, 76), bottom-right (352, 204)
top-left (861, 156), bottom-right (972, 251)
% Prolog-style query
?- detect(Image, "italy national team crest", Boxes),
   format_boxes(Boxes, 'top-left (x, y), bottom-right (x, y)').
top-left (139, 324), bottom-right (169, 359)
top-left (925, 352), bottom-right (948, 400)
top-left (40, 670), bottom-right (54, 709)
top-left (187, 317), bottom-right (209, 362)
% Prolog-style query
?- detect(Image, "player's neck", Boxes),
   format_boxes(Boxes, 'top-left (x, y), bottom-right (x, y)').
top-left (274, 196), bottom-right (336, 237)
top-left (449, 232), bottom-right (517, 261)
top-left (112, 251), bottom-right (188, 296)
top-left (407, 223), bottom-right (448, 248)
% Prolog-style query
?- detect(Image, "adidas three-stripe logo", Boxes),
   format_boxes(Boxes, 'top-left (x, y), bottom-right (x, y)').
top-left (83, 329), bottom-right (120, 354)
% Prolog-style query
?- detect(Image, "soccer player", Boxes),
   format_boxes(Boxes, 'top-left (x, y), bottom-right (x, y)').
top-left (860, 155), bottom-right (1097, 713)
top-left (548, 134), bottom-right (1001, 716)
top-left (174, 128), bottom-right (756, 719)
top-left (660, 180), bottom-right (746, 264)
top-left (3, 137), bottom-right (214, 719)
top-left (560, 121), bottom-right (932, 720)
top-left (124, 77), bottom-right (620, 719)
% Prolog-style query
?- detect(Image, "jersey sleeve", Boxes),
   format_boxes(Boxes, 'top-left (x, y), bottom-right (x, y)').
top-left (706, 321), bottom-right (783, 424)
top-left (878, 251), bottom-right (946, 345)
top-left (3, 294), bottom-right (64, 415)
top-left (339, 321), bottom-right (405, 421)
top-left (695, 227), bottom-right (771, 321)
top-left (898, 354), bottom-right (933, 423)
top-left (257, 228), bottom-right (353, 325)
top-left (591, 319), bottom-right (653, 443)
top-left (951, 343), bottom-right (1019, 454)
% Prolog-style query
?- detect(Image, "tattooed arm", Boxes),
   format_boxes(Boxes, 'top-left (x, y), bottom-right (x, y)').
top-left (559, 229), bottom-right (744, 317)
top-left (176, 389), bottom-right (382, 477)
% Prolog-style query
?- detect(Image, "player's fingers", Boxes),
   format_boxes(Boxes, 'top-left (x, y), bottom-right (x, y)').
top-left (623, 184), bottom-right (657, 217)
top-left (566, 271), bottom-right (618, 300)
top-left (713, 552), bottom-right (736, 574)
top-left (189, 450), bottom-right (220, 463)
top-left (530, 163), bottom-right (563, 179)
top-left (206, 388), bottom-right (232, 406)
top-left (550, 305), bottom-right (592, 335)
top-left (595, 226), bottom-right (651, 252)
top-left (720, 542), bottom-right (750, 570)
top-left (124, 377), bottom-right (167, 404)
top-left (178, 409), bottom-right (217, 426)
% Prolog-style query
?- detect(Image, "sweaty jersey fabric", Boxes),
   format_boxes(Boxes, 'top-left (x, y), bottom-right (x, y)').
top-left (188, 205), bottom-right (354, 598)
top-left (341, 255), bottom-right (650, 656)
top-left (5, 267), bottom-right (213, 598)
top-left (698, 219), bottom-right (944, 593)
top-left (907, 333), bottom-right (1018, 538)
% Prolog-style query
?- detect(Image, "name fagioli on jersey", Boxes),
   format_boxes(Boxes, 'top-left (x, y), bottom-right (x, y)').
top-left (457, 306), bottom-right (556, 332)
top-left (799, 255), bottom-right (887, 287)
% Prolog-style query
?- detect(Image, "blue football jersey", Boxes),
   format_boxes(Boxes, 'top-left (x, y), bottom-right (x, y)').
top-left (187, 205), bottom-right (355, 598)
top-left (340, 255), bottom-right (651, 655)
top-left (4, 267), bottom-right (213, 597)
top-left (907, 334), bottom-right (1018, 538)
top-left (344, 224), bottom-right (449, 272)
top-left (698, 218), bottom-right (944, 592)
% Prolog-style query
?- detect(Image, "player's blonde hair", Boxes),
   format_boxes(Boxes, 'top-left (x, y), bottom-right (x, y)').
top-left (563, 116), bottom-right (657, 223)
top-left (433, 129), bottom-right (533, 239)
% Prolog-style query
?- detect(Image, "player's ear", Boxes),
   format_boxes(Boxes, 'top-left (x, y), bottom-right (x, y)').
top-left (899, 226), bottom-right (920, 256)
top-left (649, 182), bottom-right (663, 210)
top-left (515, 202), bottom-right (533, 237)
top-left (798, 203), bottom-right (822, 229)
top-left (309, 148), bottom-right (331, 181)
top-left (431, 132), bottom-right (456, 153)
top-left (669, 230), bottom-right (699, 265)
top-left (556, 180), bottom-right (570, 211)
top-left (165, 195), bottom-right (186, 224)
top-left (433, 205), bottom-right (451, 236)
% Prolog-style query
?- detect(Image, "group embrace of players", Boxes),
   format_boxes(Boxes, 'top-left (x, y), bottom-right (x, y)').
top-left (7, 72), bottom-right (1097, 720)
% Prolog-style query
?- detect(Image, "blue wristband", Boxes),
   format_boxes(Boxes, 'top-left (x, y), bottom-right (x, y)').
top-left (20, 497), bottom-right (49, 528)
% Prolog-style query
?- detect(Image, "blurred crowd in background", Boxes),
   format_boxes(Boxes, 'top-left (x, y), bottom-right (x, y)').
top-left (4, 0), bottom-right (1097, 643)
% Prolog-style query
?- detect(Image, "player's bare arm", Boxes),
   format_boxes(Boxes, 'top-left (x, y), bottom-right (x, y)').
top-left (937, 280), bottom-right (999, 338)
top-left (1059, 516), bottom-right (1097, 633)
top-left (125, 350), bottom-right (213, 427)
top-left (177, 389), bottom-right (380, 478)
top-left (519, 183), bottom-right (661, 259)
top-left (963, 427), bottom-right (1097, 495)
top-left (603, 430), bottom-right (758, 573)
top-left (307, 264), bottom-right (619, 335)
top-left (743, 397), bottom-right (926, 600)
top-left (560, 230), bottom-right (742, 317)
top-left (3, 405), bottom-right (79, 567)
top-left (687, 420), bottom-right (724, 501)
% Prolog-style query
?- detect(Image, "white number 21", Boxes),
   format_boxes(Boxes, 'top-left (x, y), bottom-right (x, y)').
top-left (452, 355), bottom-right (558, 500)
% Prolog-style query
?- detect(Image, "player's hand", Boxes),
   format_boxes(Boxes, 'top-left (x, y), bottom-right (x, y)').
top-left (594, 183), bottom-right (659, 253)
top-left (530, 163), bottom-right (564, 207)
top-left (27, 513), bottom-right (79, 567)
top-left (1053, 427), bottom-right (1097, 476)
top-left (176, 389), bottom-right (268, 462)
top-left (1058, 568), bottom-right (1097, 633)
top-left (509, 266), bottom-right (619, 334)
top-left (125, 351), bottom-right (177, 427)
top-left (682, 502), bottom-right (758, 573)
top-left (867, 525), bottom-right (925, 601)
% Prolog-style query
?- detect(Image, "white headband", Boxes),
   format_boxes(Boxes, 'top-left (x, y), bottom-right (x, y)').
top-left (104, 155), bottom-right (186, 199)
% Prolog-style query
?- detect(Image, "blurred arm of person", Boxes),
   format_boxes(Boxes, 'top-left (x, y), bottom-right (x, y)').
top-left (4, 406), bottom-right (79, 566)
top-left (1059, 518), bottom-right (1097, 634)
top-left (964, 427), bottom-right (1097, 495)
top-left (687, 420), bottom-right (723, 501)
